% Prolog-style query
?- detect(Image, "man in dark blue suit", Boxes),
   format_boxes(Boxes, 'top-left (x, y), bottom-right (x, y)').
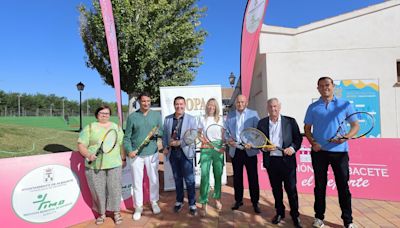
top-left (225, 95), bottom-right (261, 214)
top-left (257, 98), bottom-right (303, 228)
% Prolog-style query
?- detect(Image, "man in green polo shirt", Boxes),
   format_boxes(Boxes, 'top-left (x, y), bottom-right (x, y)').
top-left (123, 92), bottom-right (163, 221)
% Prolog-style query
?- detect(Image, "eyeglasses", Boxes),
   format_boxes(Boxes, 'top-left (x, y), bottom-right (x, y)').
top-left (99, 112), bottom-right (110, 115)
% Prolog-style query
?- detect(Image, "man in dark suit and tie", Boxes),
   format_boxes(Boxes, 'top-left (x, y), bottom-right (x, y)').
top-left (257, 98), bottom-right (303, 228)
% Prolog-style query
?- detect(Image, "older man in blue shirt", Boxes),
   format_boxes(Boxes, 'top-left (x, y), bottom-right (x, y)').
top-left (225, 95), bottom-right (261, 214)
top-left (304, 77), bottom-right (359, 228)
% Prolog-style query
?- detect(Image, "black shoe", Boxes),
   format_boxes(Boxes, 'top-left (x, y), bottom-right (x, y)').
top-left (189, 207), bottom-right (198, 216)
top-left (292, 217), bottom-right (303, 228)
top-left (231, 201), bottom-right (243, 210)
top-left (253, 204), bottom-right (261, 214)
top-left (173, 203), bottom-right (183, 213)
top-left (271, 214), bottom-right (285, 224)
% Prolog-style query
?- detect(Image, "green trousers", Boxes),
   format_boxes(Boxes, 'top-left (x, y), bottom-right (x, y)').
top-left (199, 144), bottom-right (224, 204)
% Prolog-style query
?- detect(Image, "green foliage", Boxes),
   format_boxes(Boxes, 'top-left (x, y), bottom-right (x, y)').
top-left (79, 0), bottom-right (207, 102)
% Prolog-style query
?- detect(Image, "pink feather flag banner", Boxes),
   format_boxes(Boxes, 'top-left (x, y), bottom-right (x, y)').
top-left (99, 0), bottom-right (123, 126)
top-left (240, 0), bottom-right (269, 98)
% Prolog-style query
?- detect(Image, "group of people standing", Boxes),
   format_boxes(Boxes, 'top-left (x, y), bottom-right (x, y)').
top-left (77, 76), bottom-right (359, 228)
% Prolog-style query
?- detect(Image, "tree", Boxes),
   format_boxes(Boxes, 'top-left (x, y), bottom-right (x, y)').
top-left (79, 0), bottom-right (207, 103)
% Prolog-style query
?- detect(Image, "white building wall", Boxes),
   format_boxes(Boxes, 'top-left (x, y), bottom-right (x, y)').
top-left (249, 53), bottom-right (267, 117)
top-left (252, 0), bottom-right (400, 137)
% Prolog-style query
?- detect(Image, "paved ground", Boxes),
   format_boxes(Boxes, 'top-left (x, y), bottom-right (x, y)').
top-left (72, 157), bottom-right (400, 228)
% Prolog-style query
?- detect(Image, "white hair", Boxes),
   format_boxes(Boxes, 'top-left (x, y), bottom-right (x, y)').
top-left (267, 97), bottom-right (281, 105)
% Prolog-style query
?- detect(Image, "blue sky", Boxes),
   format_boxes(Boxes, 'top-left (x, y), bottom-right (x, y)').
top-left (0, 0), bottom-right (384, 103)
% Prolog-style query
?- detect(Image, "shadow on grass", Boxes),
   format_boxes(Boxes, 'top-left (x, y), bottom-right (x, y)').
top-left (43, 144), bottom-right (73, 153)
top-left (64, 129), bottom-right (81, 133)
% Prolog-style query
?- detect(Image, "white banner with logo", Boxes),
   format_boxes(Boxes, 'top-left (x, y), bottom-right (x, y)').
top-left (160, 85), bottom-right (227, 191)
top-left (11, 164), bottom-right (80, 224)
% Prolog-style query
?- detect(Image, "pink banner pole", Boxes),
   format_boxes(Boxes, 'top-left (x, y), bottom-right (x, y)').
top-left (99, 0), bottom-right (123, 126)
top-left (98, 0), bottom-right (150, 204)
top-left (240, 0), bottom-right (269, 98)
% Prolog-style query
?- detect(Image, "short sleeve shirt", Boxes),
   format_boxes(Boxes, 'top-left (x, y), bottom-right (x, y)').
top-left (304, 96), bottom-right (357, 152)
top-left (78, 122), bottom-right (124, 169)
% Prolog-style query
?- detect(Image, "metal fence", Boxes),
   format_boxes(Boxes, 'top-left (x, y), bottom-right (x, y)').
top-left (1, 107), bottom-right (85, 117)
top-left (0, 107), bottom-right (131, 122)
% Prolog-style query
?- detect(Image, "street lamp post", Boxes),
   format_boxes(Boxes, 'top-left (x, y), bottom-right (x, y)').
top-left (76, 82), bottom-right (85, 131)
top-left (17, 94), bottom-right (22, 117)
top-left (229, 72), bottom-right (236, 88)
top-left (50, 103), bottom-right (54, 116)
top-left (62, 98), bottom-right (65, 118)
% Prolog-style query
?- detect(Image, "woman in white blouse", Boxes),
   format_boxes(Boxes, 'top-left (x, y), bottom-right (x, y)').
top-left (198, 98), bottom-right (225, 216)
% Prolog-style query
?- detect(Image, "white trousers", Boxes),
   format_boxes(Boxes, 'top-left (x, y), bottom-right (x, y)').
top-left (129, 153), bottom-right (160, 208)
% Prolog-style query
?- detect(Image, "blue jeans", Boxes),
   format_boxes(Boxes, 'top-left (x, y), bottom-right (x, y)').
top-left (169, 149), bottom-right (196, 206)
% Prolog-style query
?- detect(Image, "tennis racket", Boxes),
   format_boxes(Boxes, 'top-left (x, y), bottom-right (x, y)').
top-left (182, 128), bottom-right (202, 146)
top-left (181, 128), bottom-right (203, 165)
top-left (206, 124), bottom-right (245, 150)
top-left (204, 124), bottom-right (226, 150)
top-left (321, 111), bottom-right (374, 149)
top-left (88, 128), bottom-right (118, 167)
top-left (329, 111), bottom-right (374, 141)
top-left (240, 128), bottom-right (284, 151)
top-left (136, 126), bottom-right (159, 156)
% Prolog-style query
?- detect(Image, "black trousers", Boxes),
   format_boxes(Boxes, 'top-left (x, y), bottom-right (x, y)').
top-left (311, 150), bottom-right (353, 226)
top-left (231, 149), bottom-right (259, 205)
top-left (267, 156), bottom-right (299, 218)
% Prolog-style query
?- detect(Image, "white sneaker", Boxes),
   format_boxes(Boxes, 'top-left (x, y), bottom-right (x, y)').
top-left (346, 223), bottom-right (357, 228)
top-left (132, 207), bottom-right (143, 221)
top-left (151, 201), bottom-right (161, 215)
top-left (313, 218), bottom-right (325, 228)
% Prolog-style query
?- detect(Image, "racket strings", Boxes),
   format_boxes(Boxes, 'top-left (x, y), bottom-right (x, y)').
top-left (332, 112), bottom-right (375, 140)
top-left (206, 124), bottom-right (224, 142)
top-left (336, 122), bottom-right (349, 138)
top-left (183, 129), bottom-right (199, 145)
top-left (354, 112), bottom-right (374, 138)
top-left (102, 130), bottom-right (118, 153)
top-left (241, 129), bottom-right (267, 147)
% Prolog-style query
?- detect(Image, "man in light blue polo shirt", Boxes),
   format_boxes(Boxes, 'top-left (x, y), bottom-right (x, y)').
top-left (304, 77), bottom-right (359, 228)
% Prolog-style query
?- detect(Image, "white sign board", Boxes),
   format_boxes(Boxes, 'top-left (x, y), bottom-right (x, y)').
top-left (12, 165), bottom-right (80, 223)
top-left (160, 85), bottom-right (227, 191)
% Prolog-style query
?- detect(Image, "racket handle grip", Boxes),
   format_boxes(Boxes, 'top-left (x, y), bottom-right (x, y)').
top-left (87, 151), bottom-right (100, 164)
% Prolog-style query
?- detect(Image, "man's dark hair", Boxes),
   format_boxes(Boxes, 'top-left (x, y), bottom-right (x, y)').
top-left (174, 96), bottom-right (185, 104)
top-left (317, 76), bottom-right (334, 85)
top-left (138, 92), bottom-right (151, 101)
top-left (94, 105), bottom-right (112, 117)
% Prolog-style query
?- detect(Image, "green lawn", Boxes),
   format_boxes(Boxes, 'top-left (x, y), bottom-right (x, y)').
top-left (0, 116), bottom-right (122, 130)
top-left (0, 123), bottom-right (79, 158)
top-left (0, 116), bottom-right (124, 158)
